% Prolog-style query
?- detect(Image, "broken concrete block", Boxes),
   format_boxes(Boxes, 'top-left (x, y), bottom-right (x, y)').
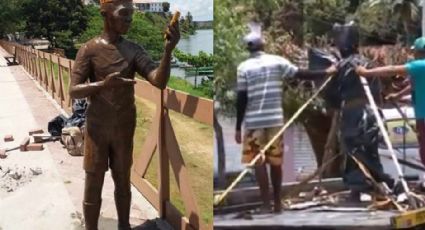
top-left (4, 135), bottom-right (14, 142)
top-left (27, 143), bottom-right (44, 151)
top-left (0, 149), bottom-right (6, 159)
top-left (29, 129), bottom-right (44, 135)
top-left (20, 137), bottom-right (30, 151)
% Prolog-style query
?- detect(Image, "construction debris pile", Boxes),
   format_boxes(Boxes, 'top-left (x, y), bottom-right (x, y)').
top-left (0, 165), bottom-right (42, 194)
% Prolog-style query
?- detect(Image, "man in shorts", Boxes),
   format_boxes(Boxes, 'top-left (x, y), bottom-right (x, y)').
top-left (69, 0), bottom-right (180, 229)
top-left (235, 23), bottom-right (335, 213)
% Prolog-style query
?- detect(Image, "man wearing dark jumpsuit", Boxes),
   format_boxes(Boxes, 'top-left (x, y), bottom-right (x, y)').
top-left (69, 0), bottom-right (180, 229)
top-left (331, 22), bottom-right (394, 201)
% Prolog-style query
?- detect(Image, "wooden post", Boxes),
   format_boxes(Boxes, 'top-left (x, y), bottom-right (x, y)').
top-left (57, 56), bottom-right (64, 107)
top-left (49, 54), bottom-right (57, 100)
top-left (158, 89), bottom-right (170, 219)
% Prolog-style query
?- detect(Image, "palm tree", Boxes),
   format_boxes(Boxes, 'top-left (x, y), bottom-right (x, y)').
top-left (369, 0), bottom-right (420, 43)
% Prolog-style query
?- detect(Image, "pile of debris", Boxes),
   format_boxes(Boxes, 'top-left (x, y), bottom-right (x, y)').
top-left (0, 165), bottom-right (42, 193)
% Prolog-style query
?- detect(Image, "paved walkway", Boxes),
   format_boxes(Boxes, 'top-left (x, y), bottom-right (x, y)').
top-left (0, 47), bottom-right (162, 230)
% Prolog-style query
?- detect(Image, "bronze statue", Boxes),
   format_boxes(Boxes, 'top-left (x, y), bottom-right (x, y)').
top-left (69, 0), bottom-right (180, 229)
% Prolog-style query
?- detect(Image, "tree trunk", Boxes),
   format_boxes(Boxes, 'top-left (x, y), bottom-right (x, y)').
top-left (214, 113), bottom-right (226, 189)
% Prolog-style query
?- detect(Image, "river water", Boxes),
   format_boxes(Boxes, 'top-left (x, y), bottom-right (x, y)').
top-left (171, 29), bottom-right (213, 85)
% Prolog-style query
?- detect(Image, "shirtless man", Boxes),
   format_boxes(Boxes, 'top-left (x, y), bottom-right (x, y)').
top-left (69, 0), bottom-right (180, 229)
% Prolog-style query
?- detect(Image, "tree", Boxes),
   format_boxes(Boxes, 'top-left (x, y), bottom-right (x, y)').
top-left (162, 2), bottom-right (170, 13)
top-left (78, 7), bottom-right (164, 60)
top-left (22, 0), bottom-right (88, 57)
top-left (0, 0), bottom-right (24, 38)
top-left (368, 0), bottom-right (420, 44)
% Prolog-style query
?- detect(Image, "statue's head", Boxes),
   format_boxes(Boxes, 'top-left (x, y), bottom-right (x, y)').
top-left (332, 21), bottom-right (359, 57)
top-left (100, 0), bottom-right (134, 35)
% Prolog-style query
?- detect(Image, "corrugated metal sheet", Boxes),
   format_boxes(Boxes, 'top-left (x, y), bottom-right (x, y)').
top-left (292, 125), bottom-right (317, 177)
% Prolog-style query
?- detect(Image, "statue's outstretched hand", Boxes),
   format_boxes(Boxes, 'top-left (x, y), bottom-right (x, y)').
top-left (102, 72), bottom-right (136, 88)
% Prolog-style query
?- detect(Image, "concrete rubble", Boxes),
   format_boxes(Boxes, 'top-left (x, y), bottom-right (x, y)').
top-left (0, 165), bottom-right (43, 194)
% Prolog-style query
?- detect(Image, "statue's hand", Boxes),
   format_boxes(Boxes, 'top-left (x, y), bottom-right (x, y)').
top-left (164, 20), bottom-right (180, 52)
top-left (102, 72), bottom-right (136, 88)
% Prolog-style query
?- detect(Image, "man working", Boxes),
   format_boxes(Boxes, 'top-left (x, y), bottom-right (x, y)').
top-left (69, 0), bottom-right (180, 229)
top-left (356, 37), bottom-right (425, 167)
top-left (330, 22), bottom-right (394, 202)
top-left (235, 22), bottom-right (335, 213)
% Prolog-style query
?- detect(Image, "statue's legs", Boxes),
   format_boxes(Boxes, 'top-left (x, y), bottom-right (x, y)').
top-left (83, 121), bottom-right (109, 230)
top-left (110, 119), bottom-right (135, 230)
top-left (83, 171), bottom-right (105, 230)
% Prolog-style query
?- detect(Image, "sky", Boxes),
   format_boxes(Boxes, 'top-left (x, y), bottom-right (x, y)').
top-left (169, 0), bottom-right (213, 21)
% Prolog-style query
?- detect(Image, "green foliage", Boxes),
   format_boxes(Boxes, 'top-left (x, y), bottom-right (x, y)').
top-left (214, 0), bottom-right (248, 115)
top-left (168, 76), bottom-right (212, 99)
top-left (180, 12), bottom-right (196, 35)
top-left (366, 0), bottom-right (420, 44)
top-left (304, 0), bottom-right (349, 38)
top-left (0, 0), bottom-right (24, 37)
top-left (125, 12), bottom-right (164, 60)
top-left (77, 5), bottom-right (103, 45)
top-left (78, 8), bottom-right (164, 60)
top-left (22, 0), bottom-right (88, 57)
top-left (174, 49), bottom-right (214, 67)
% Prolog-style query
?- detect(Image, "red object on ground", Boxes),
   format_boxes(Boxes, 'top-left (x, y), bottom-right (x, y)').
top-left (20, 137), bottom-right (30, 151)
top-left (416, 119), bottom-right (425, 166)
top-left (0, 148), bottom-right (6, 159)
top-left (29, 129), bottom-right (44, 135)
top-left (4, 135), bottom-right (14, 142)
top-left (27, 143), bottom-right (44, 151)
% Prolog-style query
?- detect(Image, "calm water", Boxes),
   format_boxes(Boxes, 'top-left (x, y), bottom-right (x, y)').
top-left (171, 29), bottom-right (213, 84)
top-left (177, 29), bottom-right (213, 55)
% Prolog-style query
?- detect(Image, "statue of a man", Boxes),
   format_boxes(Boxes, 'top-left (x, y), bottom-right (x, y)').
top-left (331, 22), bottom-right (394, 201)
top-left (69, 0), bottom-right (180, 229)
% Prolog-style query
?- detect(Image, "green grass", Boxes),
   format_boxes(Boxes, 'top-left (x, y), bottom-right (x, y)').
top-left (168, 76), bottom-right (212, 99)
top-left (37, 59), bottom-right (70, 94)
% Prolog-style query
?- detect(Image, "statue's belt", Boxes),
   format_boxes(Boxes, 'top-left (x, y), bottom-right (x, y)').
top-left (342, 97), bottom-right (369, 109)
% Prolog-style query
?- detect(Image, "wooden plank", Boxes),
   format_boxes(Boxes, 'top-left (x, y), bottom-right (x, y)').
top-left (66, 60), bottom-right (73, 107)
top-left (158, 91), bottom-right (169, 219)
top-left (57, 56), bottom-right (64, 107)
top-left (134, 108), bottom-right (160, 177)
top-left (131, 170), bottom-right (160, 210)
top-left (49, 54), bottom-right (60, 99)
top-left (134, 79), bottom-right (162, 104)
top-left (165, 201), bottom-right (196, 230)
top-left (165, 88), bottom-right (213, 125)
top-left (50, 54), bottom-right (60, 64)
top-left (59, 57), bottom-right (69, 68)
top-left (164, 114), bottom-right (202, 229)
